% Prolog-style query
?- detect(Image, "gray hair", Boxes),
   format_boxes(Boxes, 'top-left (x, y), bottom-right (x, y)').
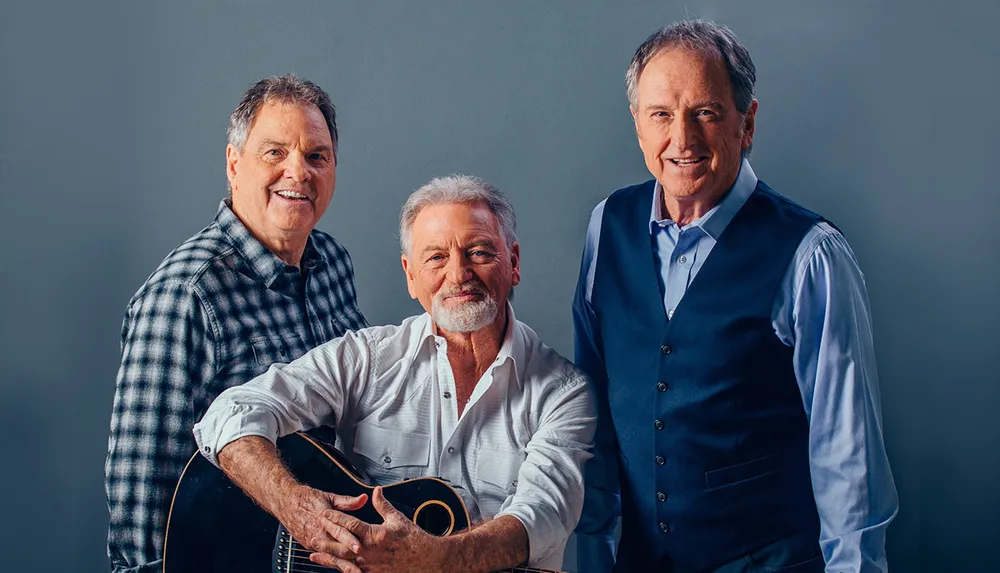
top-left (625, 20), bottom-right (756, 114)
top-left (227, 74), bottom-right (339, 158)
top-left (399, 175), bottom-right (517, 254)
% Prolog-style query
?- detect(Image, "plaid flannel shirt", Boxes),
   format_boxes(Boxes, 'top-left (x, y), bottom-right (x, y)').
top-left (104, 200), bottom-right (367, 572)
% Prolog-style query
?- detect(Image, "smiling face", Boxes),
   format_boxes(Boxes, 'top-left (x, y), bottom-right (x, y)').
top-left (226, 100), bottom-right (336, 261)
top-left (631, 47), bottom-right (756, 205)
top-left (401, 202), bottom-right (520, 334)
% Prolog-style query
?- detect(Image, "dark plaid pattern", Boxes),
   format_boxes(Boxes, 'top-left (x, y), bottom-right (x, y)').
top-left (104, 200), bottom-right (367, 572)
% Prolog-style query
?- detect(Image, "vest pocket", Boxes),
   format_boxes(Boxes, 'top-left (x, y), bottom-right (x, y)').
top-left (704, 453), bottom-right (780, 490)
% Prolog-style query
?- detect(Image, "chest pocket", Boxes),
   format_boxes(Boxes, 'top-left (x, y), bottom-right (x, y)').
top-left (250, 333), bottom-right (305, 373)
top-left (352, 422), bottom-right (430, 483)
top-left (474, 448), bottom-right (523, 509)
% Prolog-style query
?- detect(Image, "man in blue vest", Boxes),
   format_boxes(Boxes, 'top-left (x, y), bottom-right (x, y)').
top-left (573, 21), bottom-right (898, 573)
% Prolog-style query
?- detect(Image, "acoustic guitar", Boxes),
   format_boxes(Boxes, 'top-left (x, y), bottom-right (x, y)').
top-left (163, 431), bottom-right (563, 573)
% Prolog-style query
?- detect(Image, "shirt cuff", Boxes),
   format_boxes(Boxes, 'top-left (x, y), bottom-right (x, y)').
top-left (192, 403), bottom-right (279, 467)
top-left (496, 504), bottom-right (561, 566)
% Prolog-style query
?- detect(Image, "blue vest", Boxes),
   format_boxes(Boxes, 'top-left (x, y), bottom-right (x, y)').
top-left (591, 180), bottom-right (822, 571)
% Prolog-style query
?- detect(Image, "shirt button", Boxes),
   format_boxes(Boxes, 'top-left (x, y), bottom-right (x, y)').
top-left (677, 255), bottom-right (687, 264)
top-left (660, 344), bottom-right (672, 355)
top-left (655, 455), bottom-right (665, 466)
top-left (443, 391), bottom-right (452, 399)
top-left (657, 491), bottom-right (667, 502)
top-left (657, 382), bottom-right (668, 392)
top-left (383, 456), bottom-right (392, 464)
top-left (659, 522), bottom-right (670, 533)
top-left (654, 419), bottom-right (664, 430)
top-left (667, 308), bottom-right (675, 319)
top-left (447, 447), bottom-right (455, 454)
top-left (203, 446), bottom-right (211, 453)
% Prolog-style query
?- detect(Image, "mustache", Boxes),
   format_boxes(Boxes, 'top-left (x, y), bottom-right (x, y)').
top-left (438, 281), bottom-right (488, 299)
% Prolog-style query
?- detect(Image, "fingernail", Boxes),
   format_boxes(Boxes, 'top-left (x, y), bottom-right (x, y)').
top-left (352, 543), bottom-right (360, 552)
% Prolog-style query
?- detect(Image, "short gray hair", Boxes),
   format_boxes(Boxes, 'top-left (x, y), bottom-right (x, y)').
top-left (227, 74), bottom-right (339, 158)
top-left (625, 20), bottom-right (756, 114)
top-left (399, 175), bottom-right (517, 254)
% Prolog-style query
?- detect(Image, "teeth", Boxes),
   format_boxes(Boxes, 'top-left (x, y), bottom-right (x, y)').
top-left (276, 191), bottom-right (307, 199)
top-left (672, 158), bottom-right (702, 165)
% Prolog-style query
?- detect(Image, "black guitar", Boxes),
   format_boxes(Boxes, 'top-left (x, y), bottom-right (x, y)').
top-left (163, 431), bottom-right (563, 573)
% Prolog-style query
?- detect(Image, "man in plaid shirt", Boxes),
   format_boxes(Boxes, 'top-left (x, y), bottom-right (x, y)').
top-left (104, 75), bottom-right (367, 572)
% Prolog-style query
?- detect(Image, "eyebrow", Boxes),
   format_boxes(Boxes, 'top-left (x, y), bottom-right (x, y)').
top-left (644, 101), bottom-right (726, 112)
top-left (256, 138), bottom-right (287, 151)
top-left (255, 139), bottom-right (333, 154)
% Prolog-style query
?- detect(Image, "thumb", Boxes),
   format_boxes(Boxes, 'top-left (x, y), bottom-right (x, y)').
top-left (371, 486), bottom-right (401, 521)
top-left (325, 490), bottom-right (368, 511)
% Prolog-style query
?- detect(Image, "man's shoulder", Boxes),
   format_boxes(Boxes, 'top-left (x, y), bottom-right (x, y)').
top-left (605, 179), bottom-right (656, 205)
top-left (753, 179), bottom-right (831, 227)
top-left (131, 222), bottom-right (236, 303)
top-left (309, 228), bottom-right (353, 261)
top-left (515, 320), bottom-right (590, 391)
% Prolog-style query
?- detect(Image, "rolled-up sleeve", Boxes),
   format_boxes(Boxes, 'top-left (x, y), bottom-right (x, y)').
top-left (496, 376), bottom-right (596, 565)
top-left (193, 329), bottom-right (373, 467)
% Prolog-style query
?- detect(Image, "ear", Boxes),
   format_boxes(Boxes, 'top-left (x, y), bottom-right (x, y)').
top-left (741, 99), bottom-right (758, 151)
top-left (225, 144), bottom-right (241, 191)
top-left (509, 242), bottom-right (521, 287)
top-left (401, 253), bottom-right (418, 299)
top-left (630, 105), bottom-right (640, 136)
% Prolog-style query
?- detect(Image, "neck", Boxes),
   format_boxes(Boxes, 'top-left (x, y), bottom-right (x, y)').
top-left (436, 305), bottom-right (509, 375)
top-left (266, 238), bottom-right (307, 268)
top-left (661, 169), bottom-right (740, 227)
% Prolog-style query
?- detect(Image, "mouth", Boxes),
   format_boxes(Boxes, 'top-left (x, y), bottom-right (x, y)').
top-left (669, 157), bottom-right (709, 167)
top-left (273, 189), bottom-right (312, 202)
top-left (444, 291), bottom-right (482, 303)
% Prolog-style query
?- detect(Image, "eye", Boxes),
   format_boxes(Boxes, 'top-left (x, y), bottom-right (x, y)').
top-left (264, 148), bottom-right (284, 159)
top-left (309, 152), bottom-right (330, 163)
top-left (696, 109), bottom-right (718, 120)
top-left (469, 249), bottom-right (496, 262)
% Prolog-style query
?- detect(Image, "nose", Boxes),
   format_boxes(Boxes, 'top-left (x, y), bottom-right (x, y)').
top-left (668, 114), bottom-right (698, 154)
top-left (283, 151), bottom-right (311, 183)
top-left (445, 252), bottom-right (474, 285)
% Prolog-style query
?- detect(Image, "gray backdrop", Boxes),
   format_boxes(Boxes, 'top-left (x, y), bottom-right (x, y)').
top-left (2, 1), bottom-right (998, 572)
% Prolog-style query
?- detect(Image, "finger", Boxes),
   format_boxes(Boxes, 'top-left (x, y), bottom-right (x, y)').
top-left (318, 514), bottom-right (362, 553)
top-left (310, 551), bottom-right (362, 573)
top-left (371, 486), bottom-right (402, 521)
top-left (327, 491), bottom-right (368, 510)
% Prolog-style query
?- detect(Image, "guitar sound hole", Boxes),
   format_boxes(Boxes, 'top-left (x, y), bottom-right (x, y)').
top-left (412, 500), bottom-right (455, 536)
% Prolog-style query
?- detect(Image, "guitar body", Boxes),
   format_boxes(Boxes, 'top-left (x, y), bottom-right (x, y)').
top-left (163, 432), bottom-right (470, 573)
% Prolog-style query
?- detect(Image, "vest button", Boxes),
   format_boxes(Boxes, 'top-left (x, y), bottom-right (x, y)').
top-left (654, 419), bottom-right (664, 430)
top-left (655, 455), bottom-right (665, 466)
top-left (657, 491), bottom-right (667, 502)
top-left (660, 344), bottom-right (672, 355)
top-left (657, 382), bottom-right (668, 392)
top-left (659, 521), bottom-right (670, 533)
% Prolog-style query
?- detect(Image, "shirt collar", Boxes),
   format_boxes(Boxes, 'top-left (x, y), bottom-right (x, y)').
top-left (648, 157), bottom-right (758, 240)
top-left (419, 301), bottom-right (526, 390)
top-left (215, 199), bottom-right (326, 287)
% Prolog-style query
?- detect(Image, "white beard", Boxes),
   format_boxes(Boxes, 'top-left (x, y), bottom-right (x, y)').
top-left (432, 294), bottom-right (499, 333)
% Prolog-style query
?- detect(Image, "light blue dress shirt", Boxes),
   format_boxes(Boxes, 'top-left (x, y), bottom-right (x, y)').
top-left (574, 159), bottom-right (898, 573)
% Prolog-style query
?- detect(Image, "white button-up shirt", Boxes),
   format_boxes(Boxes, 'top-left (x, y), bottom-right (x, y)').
top-left (194, 305), bottom-right (596, 569)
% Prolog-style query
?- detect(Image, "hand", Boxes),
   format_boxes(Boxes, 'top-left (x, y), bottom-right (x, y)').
top-left (310, 486), bottom-right (446, 573)
top-left (278, 484), bottom-right (369, 573)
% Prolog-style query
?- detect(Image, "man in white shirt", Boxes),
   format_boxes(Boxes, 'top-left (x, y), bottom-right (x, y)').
top-left (193, 174), bottom-right (596, 573)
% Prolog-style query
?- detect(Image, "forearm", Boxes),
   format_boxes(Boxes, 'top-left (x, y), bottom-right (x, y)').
top-left (217, 435), bottom-right (303, 519)
top-left (437, 515), bottom-right (529, 573)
